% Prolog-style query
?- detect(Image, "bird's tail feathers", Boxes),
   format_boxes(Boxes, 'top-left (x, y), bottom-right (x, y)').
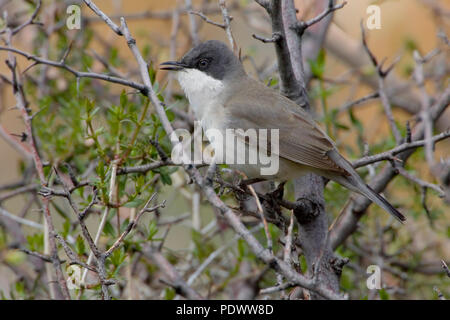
top-left (325, 150), bottom-right (406, 223)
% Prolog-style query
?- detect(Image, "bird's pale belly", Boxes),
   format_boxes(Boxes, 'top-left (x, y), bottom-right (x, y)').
top-left (228, 157), bottom-right (311, 181)
top-left (206, 128), bottom-right (309, 180)
top-left (196, 106), bottom-right (311, 181)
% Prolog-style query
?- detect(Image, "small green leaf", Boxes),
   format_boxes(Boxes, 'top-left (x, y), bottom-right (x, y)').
top-left (124, 198), bottom-right (145, 208)
top-left (120, 90), bottom-right (128, 108)
top-left (299, 255), bottom-right (308, 273)
top-left (75, 235), bottom-right (86, 255)
top-left (109, 247), bottom-right (127, 267)
top-left (159, 167), bottom-right (172, 185)
top-left (164, 287), bottom-right (175, 300)
top-left (147, 220), bottom-right (159, 241)
top-left (379, 288), bottom-right (390, 300)
top-left (308, 49), bottom-right (326, 79)
top-left (62, 219), bottom-right (71, 238)
top-left (103, 221), bottom-right (116, 238)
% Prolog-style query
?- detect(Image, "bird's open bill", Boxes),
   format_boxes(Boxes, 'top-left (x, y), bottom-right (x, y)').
top-left (160, 61), bottom-right (188, 71)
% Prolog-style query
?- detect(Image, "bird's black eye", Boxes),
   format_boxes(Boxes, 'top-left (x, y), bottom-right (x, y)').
top-left (197, 58), bottom-right (209, 69)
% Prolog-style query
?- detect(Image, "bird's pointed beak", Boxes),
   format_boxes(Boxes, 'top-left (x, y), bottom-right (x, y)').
top-left (159, 61), bottom-right (188, 71)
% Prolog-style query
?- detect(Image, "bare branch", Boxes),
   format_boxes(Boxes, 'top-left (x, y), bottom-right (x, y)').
top-left (414, 50), bottom-right (434, 166)
top-left (252, 32), bottom-right (282, 43)
top-left (219, 0), bottom-right (238, 54)
top-left (337, 91), bottom-right (379, 114)
top-left (54, 234), bottom-right (98, 273)
top-left (104, 193), bottom-right (165, 257)
top-left (0, 207), bottom-right (43, 229)
top-left (254, 0), bottom-right (271, 12)
top-left (189, 10), bottom-right (226, 29)
top-left (293, 1), bottom-right (347, 35)
top-left (185, 0), bottom-right (200, 45)
top-left (4, 35), bottom-right (69, 299)
top-left (117, 159), bottom-right (176, 175)
top-left (83, 0), bottom-right (123, 35)
top-left (0, 0), bottom-right (42, 35)
top-left (0, 46), bottom-right (145, 92)
top-left (352, 130), bottom-right (450, 168)
top-left (360, 23), bottom-right (402, 143)
top-left (397, 167), bottom-right (444, 197)
top-left (144, 247), bottom-right (204, 300)
top-left (441, 260), bottom-right (450, 278)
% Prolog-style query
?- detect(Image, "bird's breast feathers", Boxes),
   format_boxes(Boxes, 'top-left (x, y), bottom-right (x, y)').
top-left (177, 69), bottom-right (226, 117)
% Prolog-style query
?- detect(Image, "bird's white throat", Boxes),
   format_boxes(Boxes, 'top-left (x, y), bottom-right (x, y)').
top-left (177, 69), bottom-right (225, 119)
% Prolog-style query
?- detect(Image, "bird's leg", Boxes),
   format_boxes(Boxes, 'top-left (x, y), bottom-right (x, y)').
top-left (238, 177), bottom-right (267, 187)
top-left (260, 181), bottom-right (286, 225)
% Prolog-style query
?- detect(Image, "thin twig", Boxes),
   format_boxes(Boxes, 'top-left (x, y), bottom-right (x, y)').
top-left (352, 130), bottom-right (450, 168)
top-left (189, 11), bottom-right (226, 29)
top-left (81, 160), bottom-right (118, 284)
top-left (104, 193), bottom-right (165, 257)
top-left (185, 0), bottom-right (199, 45)
top-left (360, 22), bottom-right (401, 143)
top-left (247, 183), bottom-right (273, 253)
top-left (441, 260), bottom-right (450, 278)
top-left (5, 36), bottom-right (69, 299)
top-left (219, 0), bottom-right (238, 54)
top-left (252, 32), bottom-right (282, 43)
top-left (0, 0), bottom-right (42, 35)
top-left (0, 207), bottom-right (43, 229)
top-left (83, 0), bottom-right (123, 35)
top-left (337, 91), bottom-right (380, 114)
top-left (294, 1), bottom-right (347, 35)
top-left (144, 247), bottom-right (204, 300)
top-left (397, 167), bottom-right (445, 197)
top-left (0, 46), bottom-right (145, 92)
top-left (413, 50), bottom-right (434, 166)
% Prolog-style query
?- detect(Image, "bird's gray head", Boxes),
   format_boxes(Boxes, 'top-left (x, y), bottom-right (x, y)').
top-left (160, 40), bottom-right (245, 80)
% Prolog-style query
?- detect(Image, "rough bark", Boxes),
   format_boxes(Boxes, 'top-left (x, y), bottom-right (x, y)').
top-left (258, 0), bottom-right (343, 298)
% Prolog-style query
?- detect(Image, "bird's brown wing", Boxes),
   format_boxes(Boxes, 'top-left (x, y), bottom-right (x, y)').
top-left (224, 79), bottom-right (348, 175)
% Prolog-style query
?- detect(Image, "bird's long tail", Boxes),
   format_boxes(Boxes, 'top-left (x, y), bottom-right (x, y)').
top-left (326, 150), bottom-right (406, 223)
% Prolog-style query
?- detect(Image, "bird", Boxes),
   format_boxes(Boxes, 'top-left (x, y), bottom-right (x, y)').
top-left (160, 40), bottom-right (406, 222)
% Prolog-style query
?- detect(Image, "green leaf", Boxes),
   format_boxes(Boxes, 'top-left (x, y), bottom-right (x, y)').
top-left (148, 61), bottom-right (156, 84)
top-left (27, 233), bottom-right (44, 252)
top-left (159, 167), bottom-right (173, 185)
top-left (109, 247), bottom-right (127, 267)
top-left (164, 287), bottom-right (175, 300)
top-left (237, 239), bottom-right (246, 261)
top-left (147, 220), bottom-right (159, 241)
top-left (103, 221), bottom-right (116, 238)
top-left (308, 49), bottom-right (326, 79)
top-left (299, 255), bottom-right (308, 273)
top-left (120, 90), bottom-right (128, 108)
top-left (4, 250), bottom-right (26, 266)
top-left (62, 219), bottom-right (71, 238)
top-left (124, 198), bottom-right (145, 208)
top-left (75, 235), bottom-right (86, 255)
top-left (379, 288), bottom-right (390, 300)
top-left (109, 47), bottom-right (120, 67)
